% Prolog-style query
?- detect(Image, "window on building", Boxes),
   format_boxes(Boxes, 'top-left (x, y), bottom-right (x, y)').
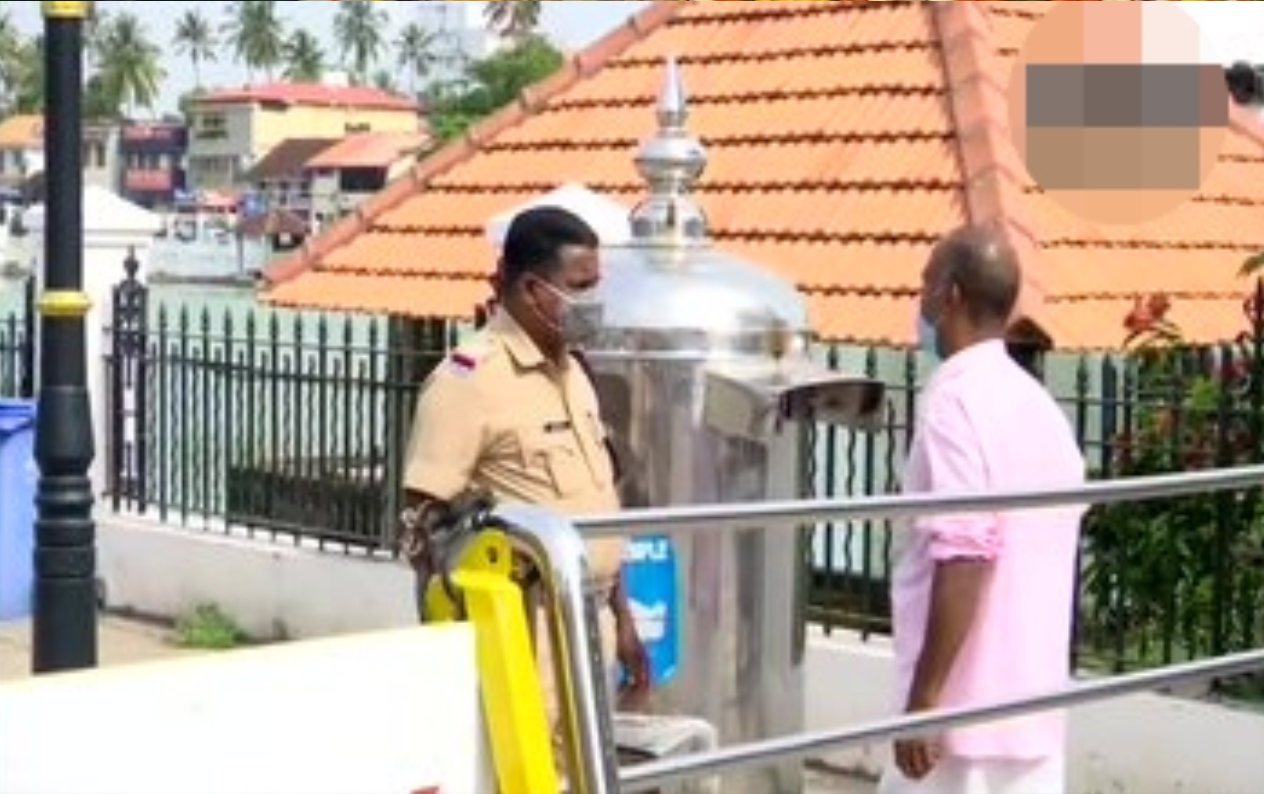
top-left (339, 167), bottom-right (387, 194)
top-left (196, 112), bottom-right (228, 141)
top-left (345, 122), bottom-right (371, 134)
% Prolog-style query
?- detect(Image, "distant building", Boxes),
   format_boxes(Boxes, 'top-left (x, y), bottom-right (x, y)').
top-left (304, 131), bottom-right (429, 224)
top-left (0, 115), bottom-right (44, 197)
top-left (118, 120), bottom-right (186, 210)
top-left (413, 1), bottom-right (506, 90)
top-left (0, 114), bottom-right (119, 201)
top-left (82, 121), bottom-right (121, 193)
top-left (243, 137), bottom-right (341, 217)
top-left (186, 80), bottom-right (422, 193)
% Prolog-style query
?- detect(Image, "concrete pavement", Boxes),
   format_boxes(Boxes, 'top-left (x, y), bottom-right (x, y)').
top-left (0, 614), bottom-right (204, 681)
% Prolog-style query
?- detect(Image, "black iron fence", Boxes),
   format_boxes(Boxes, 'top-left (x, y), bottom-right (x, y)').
top-left (87, 261), bottom-right (1264, 688)
top-left (0, 275), bottom-right (34, 399)
top-left (104, 260), bottom-right (454, 552)
top-left (1071, 285), bottom-right (1264, 698)
top-left (804, 286), bottom-right (1264, 698)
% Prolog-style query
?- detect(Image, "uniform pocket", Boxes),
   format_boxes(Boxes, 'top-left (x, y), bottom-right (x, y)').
top-left (516, 428), bottom-right (589, 497)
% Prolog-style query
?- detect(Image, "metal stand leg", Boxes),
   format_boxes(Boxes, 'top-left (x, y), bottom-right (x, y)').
top-left (425, 530), bottom-right (560, 794)
top-left (418, 496), bottom-right (622, 794)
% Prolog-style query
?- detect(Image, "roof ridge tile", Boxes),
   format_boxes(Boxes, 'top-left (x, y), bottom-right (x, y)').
top-left (932, 0), bottom-right (1054, 347)
top-left (266, 0), bottom-right (682, 285)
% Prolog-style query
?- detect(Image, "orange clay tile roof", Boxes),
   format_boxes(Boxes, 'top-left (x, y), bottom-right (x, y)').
top-left (0, 114), bottom-right (43, 150)
top-left (262, 1), bottom-right (1264, 352)
top-left (196, 82), bottom-right (418, 113)
top-left (304, 132), bottom-right (431, 171)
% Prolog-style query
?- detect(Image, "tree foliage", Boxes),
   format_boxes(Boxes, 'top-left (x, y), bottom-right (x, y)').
top-left (426, 35), bottom-right (564, 142)
top-left (0, 0), bottom-right (530, 124)
top-left (1081, 277), bottom-right (1264, 696)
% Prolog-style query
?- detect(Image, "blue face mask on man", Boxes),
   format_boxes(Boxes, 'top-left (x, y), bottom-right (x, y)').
top-left (916, 313), bottom-right (940, 360)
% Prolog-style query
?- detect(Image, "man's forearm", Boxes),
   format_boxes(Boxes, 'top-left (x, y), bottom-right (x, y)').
top-left (608, 569), bottom-right (635, 623)
top-left (908, 559), bottom-right (992, 708)
top-left (398, 490), bottom-right (448, 566)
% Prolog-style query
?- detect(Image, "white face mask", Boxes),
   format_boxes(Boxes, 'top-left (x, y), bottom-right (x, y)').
top-left (537, 281), bottom-right (605, 348)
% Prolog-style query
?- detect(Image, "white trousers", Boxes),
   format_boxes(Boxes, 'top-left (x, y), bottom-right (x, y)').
top-left (878, 754), bottom-right (1065, 794)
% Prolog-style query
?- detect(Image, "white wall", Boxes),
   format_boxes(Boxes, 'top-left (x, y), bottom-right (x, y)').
top-left (97, 512), bottom-right (1264, 794)
top-left (805, 631), bottom-right (1264, 794)
top-left (99, 512), bottom-right (415, 640)
top-left (0, 622), bottom-right (495, 794)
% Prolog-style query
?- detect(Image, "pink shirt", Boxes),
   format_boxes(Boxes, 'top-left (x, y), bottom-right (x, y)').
top-left (892, 340), bottom-right (1086, 760)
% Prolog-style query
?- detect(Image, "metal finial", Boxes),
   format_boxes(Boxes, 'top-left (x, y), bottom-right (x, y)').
top-left (630, 57), bottom-right (709, 249)
top-left (123, 245), bottom-right (139, 280)
top-left (658, 56), bottom-right (688, 130)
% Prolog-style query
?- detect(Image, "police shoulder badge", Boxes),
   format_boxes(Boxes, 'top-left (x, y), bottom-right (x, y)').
top-left (446, 338), bottom-right (490, 378)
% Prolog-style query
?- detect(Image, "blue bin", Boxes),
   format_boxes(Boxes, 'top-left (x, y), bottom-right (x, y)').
top-left (0, 400), bottom-right (37, 622)
top-left (621, 535), bottom-right (679, 687)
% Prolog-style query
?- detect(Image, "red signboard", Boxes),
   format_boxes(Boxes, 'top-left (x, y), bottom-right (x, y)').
top-left (122, 125), bottom-right (181, 143)
top-left (124, 170), bottom-right (174, 192)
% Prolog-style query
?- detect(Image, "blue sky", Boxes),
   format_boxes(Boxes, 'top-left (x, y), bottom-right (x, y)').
top-left (6, 1), bottom-right (651, 114)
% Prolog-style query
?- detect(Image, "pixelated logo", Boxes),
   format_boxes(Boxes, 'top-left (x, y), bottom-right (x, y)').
top-left (1008, 1), bottom-right (1229, 226)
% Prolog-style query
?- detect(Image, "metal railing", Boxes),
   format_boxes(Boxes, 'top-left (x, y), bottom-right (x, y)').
top-left (487, 463), bottom-right (1264, 794)
top-left (87, 264), bottom-right (1264, 673)
top-left (621, 649), bottom-right (1264, 793)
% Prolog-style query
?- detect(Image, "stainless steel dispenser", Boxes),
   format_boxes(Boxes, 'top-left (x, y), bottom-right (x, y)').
top-left (587, 60), bottom-right (886, 792)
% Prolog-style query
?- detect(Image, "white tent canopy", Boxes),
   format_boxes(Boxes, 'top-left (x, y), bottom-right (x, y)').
top-left (22, 184), bottom-right (161, 237)
top-left (485, 182), bottom-right (633, 250)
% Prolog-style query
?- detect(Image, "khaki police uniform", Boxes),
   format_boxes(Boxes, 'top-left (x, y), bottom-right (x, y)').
top-left (403, 309), bottom-right (626, 732)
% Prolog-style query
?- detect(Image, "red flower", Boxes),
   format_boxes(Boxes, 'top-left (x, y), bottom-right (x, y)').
top-left (1123, 293), bottom-right (1172, 333)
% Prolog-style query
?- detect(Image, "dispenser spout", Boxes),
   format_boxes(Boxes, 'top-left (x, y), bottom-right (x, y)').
top-left (703, 361), bottom-right (887, 441)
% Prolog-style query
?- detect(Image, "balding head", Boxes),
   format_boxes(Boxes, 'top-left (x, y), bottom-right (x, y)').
top-left (923, 225), bottom-right (1021, 329)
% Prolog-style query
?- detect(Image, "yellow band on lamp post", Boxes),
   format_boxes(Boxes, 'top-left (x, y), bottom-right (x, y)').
top-left (38, 290), bottom-right (93, 318)
top-left (42, 1), bottom-right (89, 19)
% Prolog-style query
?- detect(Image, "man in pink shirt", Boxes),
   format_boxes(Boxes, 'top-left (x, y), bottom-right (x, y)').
top-left (880, 226), bottom-right (1087, 794)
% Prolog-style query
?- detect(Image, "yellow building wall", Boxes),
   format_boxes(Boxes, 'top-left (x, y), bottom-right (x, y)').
top-left (250, 106), bottom-right (421, 161)
top-left (188, 101), bottom-right (420, 192)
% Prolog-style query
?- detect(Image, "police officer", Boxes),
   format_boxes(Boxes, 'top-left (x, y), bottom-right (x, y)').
top-left (398, 206), bottom-right (650, 721)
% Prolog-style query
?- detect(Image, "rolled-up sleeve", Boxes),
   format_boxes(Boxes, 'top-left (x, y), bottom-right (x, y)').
top-left (403, 368), bottom-right (486, 501)
top-left (913, 397), bottom-right (1000, 562)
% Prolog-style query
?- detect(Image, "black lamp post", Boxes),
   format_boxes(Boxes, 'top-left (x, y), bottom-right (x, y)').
top-left (32, 0), bottom-right (97, 673)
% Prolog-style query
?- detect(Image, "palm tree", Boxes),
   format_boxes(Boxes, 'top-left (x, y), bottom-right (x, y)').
top-left (396, 22), bottom-right (438, 95)
top-left (0, 9), bottom-right (23, 112)
top-left (8, 36), bottom-right (42, 113)
top-left (173, 9), bottom-right (218, 89)
top-left (96, 12), bottom-right (165, 116)
top-left (371, 69), bottom-right (397, 94)
top-left (283, 30), bottom-right (324, 83)
top-left (222, 0), bottom-right (285, 82)
top-left (333, 0), bottom-right (387, 85)
top-left (83, 2), bottom-right (113, 71)
top-left (483, 0), bottom-right (543, 42)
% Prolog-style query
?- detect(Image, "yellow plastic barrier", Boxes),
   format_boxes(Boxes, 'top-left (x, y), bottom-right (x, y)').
top-left (425, 529), bottom-right (560, 794)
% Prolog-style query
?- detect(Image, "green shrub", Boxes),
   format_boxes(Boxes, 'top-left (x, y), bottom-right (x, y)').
top-left (174, 603), bottom-right (245, 650)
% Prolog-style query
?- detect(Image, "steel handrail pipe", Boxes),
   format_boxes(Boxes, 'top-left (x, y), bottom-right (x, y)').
top-left (575, 464), bottom-right (1264, 539)
top-left (492, 503), bottom-right (623, 794)
top-left (619, 649), bottom-right (1264, 792)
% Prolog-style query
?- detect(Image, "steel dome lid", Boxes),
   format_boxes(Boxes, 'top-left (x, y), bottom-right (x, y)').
top-left (598, 58), bottom-right (811, 346)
